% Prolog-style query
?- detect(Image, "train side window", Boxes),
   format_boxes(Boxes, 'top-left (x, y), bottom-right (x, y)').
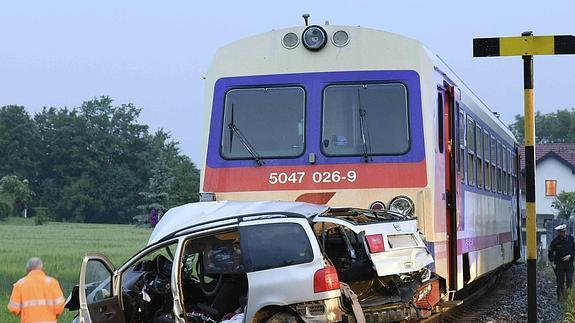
top-left (512, 152), bottom-right (517, 194)
top-left (502, 147), bottom-right (508, 195)
top-left (483, 131), bottom-right (490, 191)
top-left (491, 136), bottom-right (497, 193)
top-left (437, 93), bottom-right (444, 154)
top-left (507, 149), bottom-right (512, 196)
top-left (475, 124), bottom-right (483, 189)
top-left (458, 109), bottom-right (465, 182)
top-left (466, 116), bottom-right (475, 186)
top-left (497, 141), bottom-right (503, 194)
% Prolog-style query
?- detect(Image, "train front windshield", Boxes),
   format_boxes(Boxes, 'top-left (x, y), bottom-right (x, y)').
top-left (322, 83), bottom-right (409, 157)
top-left (221, 87), bottom-right (305, 159)
top-left (218, 82), bottom-right (411, 161)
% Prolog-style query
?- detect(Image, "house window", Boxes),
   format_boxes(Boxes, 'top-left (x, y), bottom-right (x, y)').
top-left (545, 180), bottom-right (557, 197)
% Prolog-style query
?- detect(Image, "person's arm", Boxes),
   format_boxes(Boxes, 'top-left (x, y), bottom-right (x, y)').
top-left (50, 278), bottom-right (66, 316)
top-left (548, 239), bottom-right (556, 262)
top-left (7, 283), bottom-right (21, 317)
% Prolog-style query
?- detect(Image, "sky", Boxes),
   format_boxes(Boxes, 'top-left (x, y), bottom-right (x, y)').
top-left (1, 1), bottom-right (574, 167)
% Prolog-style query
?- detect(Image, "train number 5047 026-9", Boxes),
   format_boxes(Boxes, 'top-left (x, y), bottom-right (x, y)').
top-left (268, 171), bottom-right (357, 185)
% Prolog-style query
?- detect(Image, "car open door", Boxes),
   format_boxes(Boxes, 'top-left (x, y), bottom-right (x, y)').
top-left (79, 253), bottom-right (125, 323)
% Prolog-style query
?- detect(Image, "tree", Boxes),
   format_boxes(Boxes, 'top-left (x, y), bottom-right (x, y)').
top-left (171, 154), bottom-right (200, 206)
top-left (0, 175), bottom-right (33, 218)
top-left (134, 130), bottom-right (200, 226)
top-left (134, 151), bottom-right (175, 226)
top-left (1, 98), bottom-right (201, 224)
top-left (0, 106), bottom-right (40, 182)
top-left (57, 175), bottom-right (104, 223)
top-left (552, 191), bottom-right (575, 220)
top-left (509, 108), bottom-right (575, 144)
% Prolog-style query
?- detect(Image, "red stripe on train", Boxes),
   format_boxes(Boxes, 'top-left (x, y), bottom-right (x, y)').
top-left (203, 160), bottom-right (427, 192)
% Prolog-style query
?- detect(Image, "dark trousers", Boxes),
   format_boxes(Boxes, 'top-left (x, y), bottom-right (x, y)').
top-left (555, 261), bottom-right (574, 298)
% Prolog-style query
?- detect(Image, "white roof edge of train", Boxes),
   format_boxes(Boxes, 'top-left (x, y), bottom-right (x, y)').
top-left (215, 24), bottom-right (421, 52)
top-left (209, 24), bottom-right (516, 144)
top-left (425, 46), bottom-right (517, 143)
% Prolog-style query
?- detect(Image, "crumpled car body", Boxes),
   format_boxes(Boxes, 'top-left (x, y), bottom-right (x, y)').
top-left (65, 201), bottom-right (436, 323)
top-left (313, 207), bottom-right (438, 321)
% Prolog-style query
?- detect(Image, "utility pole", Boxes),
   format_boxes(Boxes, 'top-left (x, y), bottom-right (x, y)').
top-left (473, 33), bottom-right (575, 323)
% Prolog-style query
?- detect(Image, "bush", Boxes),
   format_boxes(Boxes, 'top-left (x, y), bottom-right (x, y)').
top-left (0, 202), bottom-right (11, 219)
top-left (34, 207), bottom-right (50, 225)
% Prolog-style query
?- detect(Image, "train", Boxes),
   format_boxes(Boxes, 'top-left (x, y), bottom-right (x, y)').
top-left (199, 19), bottom-right (521, 314)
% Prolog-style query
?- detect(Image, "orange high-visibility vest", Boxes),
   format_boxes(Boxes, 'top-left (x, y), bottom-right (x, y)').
top-left (7, 269), bottom-right (65, 323)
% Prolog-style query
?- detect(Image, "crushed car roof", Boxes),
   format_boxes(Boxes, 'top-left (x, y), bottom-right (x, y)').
top-left (148, 200), bottom-right (329, 245)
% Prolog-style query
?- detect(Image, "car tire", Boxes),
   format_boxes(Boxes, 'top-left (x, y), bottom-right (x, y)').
top-left (264, 312), bottom-right (300, 323)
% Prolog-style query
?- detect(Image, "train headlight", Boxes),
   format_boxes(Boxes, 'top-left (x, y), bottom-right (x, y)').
top-left (389, 196), bottom-right (415, 218)
top-left (282, 32), bottom-right (299, 49)
top-left (332, 30), bottom-right (350, 47)
top-left (302, 25), bottom-right (327, 51)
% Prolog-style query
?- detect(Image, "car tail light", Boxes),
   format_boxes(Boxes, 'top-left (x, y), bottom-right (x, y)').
top-left (366, 234), bottom-right (385, 253)
top-left (313, 266), bottom-right (340, 293)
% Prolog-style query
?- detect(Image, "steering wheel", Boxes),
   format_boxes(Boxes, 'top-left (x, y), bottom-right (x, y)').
top-left (196, 254), bottom-right (223, 297)
top-left (143, 272), bottom-right (171, 295)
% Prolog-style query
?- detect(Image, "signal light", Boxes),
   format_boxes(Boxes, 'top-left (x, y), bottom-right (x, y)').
top-left (313, 266), bottom-right (340, 293)
top-left (366, 234), bottom-right (385, 253)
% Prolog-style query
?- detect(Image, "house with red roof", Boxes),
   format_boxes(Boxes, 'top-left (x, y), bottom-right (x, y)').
top-left (520, 143), bottom-right (575, 253)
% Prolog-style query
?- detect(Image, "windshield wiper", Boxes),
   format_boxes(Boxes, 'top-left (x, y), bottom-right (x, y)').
top-left (228, 104), bottom-right (265, 166)
top-left (357, 89), bottom-right (373, 163)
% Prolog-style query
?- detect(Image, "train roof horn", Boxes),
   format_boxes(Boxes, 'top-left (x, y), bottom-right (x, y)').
top-left (302, 13), bottom-right (310, 26)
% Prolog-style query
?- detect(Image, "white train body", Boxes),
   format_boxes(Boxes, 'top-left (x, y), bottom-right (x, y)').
top-left (200, 24), bottom-right (520, 292)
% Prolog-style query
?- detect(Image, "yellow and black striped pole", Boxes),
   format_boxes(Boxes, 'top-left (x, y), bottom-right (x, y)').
top-left (522, 31), bottom-right (537, 323)
top-left (474, 32), bottom-right (575, 323)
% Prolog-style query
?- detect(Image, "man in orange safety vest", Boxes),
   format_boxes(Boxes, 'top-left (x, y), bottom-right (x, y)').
top-left (7, 257), bottom-right (65, 323)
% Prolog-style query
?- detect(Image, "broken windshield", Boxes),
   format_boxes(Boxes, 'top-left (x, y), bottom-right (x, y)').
top-left (321, 208), bottom-right (409, 225)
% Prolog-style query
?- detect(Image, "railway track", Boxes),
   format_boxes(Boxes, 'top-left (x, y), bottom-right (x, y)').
top-left (422, 270), bottom-right (507, 322)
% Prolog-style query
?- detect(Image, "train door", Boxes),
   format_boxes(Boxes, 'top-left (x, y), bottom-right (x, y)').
top-left (439, 84), bottom-right (459, 291)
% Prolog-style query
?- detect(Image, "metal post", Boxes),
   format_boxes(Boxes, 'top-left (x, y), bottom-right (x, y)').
top-left (522, 31), bottom-right (537, 323)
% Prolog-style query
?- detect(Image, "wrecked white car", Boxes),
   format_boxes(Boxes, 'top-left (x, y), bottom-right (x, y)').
top-left (312, 208), bottom-right (438, 321)
top-left (65, 200), bottom-right (437, 323)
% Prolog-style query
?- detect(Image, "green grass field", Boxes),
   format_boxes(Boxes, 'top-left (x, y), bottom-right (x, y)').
top-left (0, 217), bottom-right (151, 322)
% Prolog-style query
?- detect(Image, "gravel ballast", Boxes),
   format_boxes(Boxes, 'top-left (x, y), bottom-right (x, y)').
top-left (479, 263), bottom-right (564, 322)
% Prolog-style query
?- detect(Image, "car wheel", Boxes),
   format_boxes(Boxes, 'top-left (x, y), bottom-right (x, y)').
top-left (265, 312), bottom-right (300, 323)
